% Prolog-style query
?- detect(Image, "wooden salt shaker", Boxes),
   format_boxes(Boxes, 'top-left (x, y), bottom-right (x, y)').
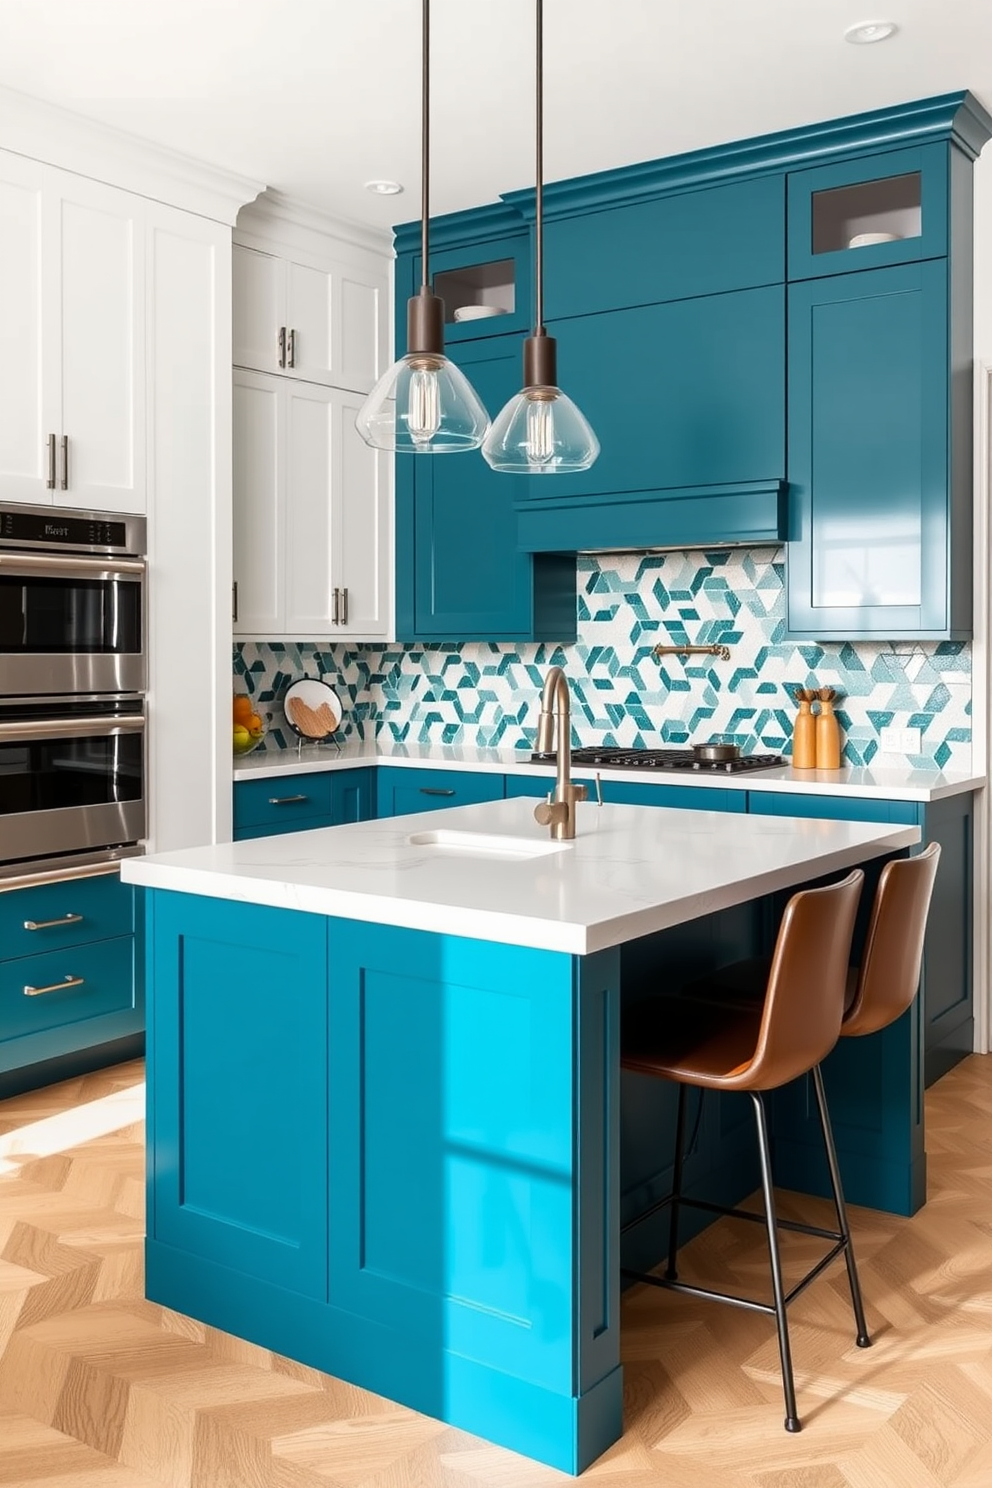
top-left (815, 687), bottom-right (841, 769)
top-left (792, 689), bottom-right (817, 769)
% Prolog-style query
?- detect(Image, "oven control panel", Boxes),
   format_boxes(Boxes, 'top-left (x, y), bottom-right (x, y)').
top-left (0, 503), bottom-right (144, 557)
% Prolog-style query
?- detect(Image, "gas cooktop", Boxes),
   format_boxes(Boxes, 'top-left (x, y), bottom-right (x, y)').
top-left (530, 747), bottom-right (784, 775)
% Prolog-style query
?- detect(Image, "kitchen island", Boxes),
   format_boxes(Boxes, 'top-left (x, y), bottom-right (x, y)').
top-left (124, 798), bottom-right (920, 1472)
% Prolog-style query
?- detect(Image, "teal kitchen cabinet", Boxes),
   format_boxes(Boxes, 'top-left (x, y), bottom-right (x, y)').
top-left (785, 260), bottom-right (967, 638)
top-left (540, 173), bottom-right (785, 320)
top-left (0, 870), bottom-right (143, 1096)
top-left (505, 774), bottom-right (746, 812)
top-left (787, 144), bottom-right (947, 282)
top-left (517, 286), bottom-right (787, 553)
top-left (394, 334), bottom-right (576, 642)
top-left (233, 767), bottom-right (374, 841)
top-left (376, 766), bottom-right (504, 819)
top-left (747, 789), bottom-right (974, 1085)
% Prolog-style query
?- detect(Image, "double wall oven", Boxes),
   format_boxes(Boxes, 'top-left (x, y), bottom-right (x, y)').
top-left (0, 503), bottom-right (147, 883)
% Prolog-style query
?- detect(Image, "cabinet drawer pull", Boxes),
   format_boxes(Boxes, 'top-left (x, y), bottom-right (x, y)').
top-left (287, 328), bottom-right (296, 368)
top-left (23, 912), bottom-right (84, 932)
top-left (24, 974), bottom-right (85, 998)
top-left (420, 788), bottom-right (456, 796)
top-left (278, 325), bottom-right (287, 368)
top-left (332, 587), bottom-right (340, 624)
top-left (59, 434), bottom-right (69, 491)
top-left (46, 432), bottom-right (56, 489)
top-left (341, 586), bottom-right (348, 625)
top-left (232, 580), bottom-right (239, 622)
top-left (267, 794), bottom-right (309, 805)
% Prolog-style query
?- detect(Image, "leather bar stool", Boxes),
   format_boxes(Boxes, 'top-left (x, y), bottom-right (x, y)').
top-left (693, 843), bottom-right (942, 1038)
top-left (621, 869), bottom-right (866, 1433)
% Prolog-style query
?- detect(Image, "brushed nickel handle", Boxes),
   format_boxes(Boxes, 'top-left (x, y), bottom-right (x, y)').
top-left (420, 788), bottom-right (455, 796)
top-left (24, 974), bottom-right (85, 997)
top-left (0, 714), bottom-right (144, 741)
top-left (23, 912), bottom-right (84, 931)
top-left (653, 643), bottom-right (731, 662)
top-left (60, 434), bottom-right (68, 490)
top-left (232, 580), bottom-right (239, 622)
top-left (287, 328), bottom-right (296, 368)
top-left (340, 586), bottom-right (348, 625)
top-left (332, 587), bottom-right (340, 624)
top-left (0, 552), bottom-right (144, 579)
top-left (267, 794), bottom-right (309, 805)
top-left (278, 326), bottom-right (287, 368)
top-left (46, 433), bottom-right (56, 489)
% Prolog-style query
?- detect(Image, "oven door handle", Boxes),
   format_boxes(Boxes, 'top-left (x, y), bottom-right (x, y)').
top-left (0, 715), bottom-right (145, 741)
top-left (0, 552), bottom-right (145, 579)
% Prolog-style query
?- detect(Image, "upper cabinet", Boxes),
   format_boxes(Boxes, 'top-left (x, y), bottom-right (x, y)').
top-left (233, 238), bottom-right (389, 393)
top-left (232, 200), bottom-right (394, 641)
top-left (0, 150), bottom-right (145, 514)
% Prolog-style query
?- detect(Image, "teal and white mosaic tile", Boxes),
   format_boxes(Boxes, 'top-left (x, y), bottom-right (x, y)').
top-left (233, 549), bottom-right (972, 771)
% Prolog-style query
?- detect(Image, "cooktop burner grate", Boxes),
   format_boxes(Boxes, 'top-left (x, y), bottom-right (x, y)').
top-left (529, 747), bottom-right (784, 774)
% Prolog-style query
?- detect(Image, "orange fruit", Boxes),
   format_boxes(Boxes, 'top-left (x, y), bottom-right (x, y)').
top-left (233, 694), bottom-right (252, 723)
top-left (248, 713), bottom-right (263, 734)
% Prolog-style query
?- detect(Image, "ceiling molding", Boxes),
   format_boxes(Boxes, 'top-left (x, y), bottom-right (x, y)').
top-left (0, 82), bottom-right (263, 223)
top-left (237, 189), bottom-right (393, 260)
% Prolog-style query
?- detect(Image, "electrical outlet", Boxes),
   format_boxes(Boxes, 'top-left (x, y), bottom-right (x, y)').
top-left (879, 726), bottom-right (902, 752)
top-left (899, 726), bottom-right (922, 754)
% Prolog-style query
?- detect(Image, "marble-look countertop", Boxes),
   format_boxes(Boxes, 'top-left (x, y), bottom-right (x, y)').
top-left (232, 738), bottom-right (984, 804)
top-left (122, 796), bottom-right (919, 955)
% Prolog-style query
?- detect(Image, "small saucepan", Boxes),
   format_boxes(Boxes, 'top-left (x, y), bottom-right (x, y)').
top-left (692, 741), bottom-right (741, 763)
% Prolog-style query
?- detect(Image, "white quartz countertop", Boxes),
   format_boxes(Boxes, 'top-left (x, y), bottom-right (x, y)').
top-left (123, 797), bottom-right (920, 955)
top-left (232, 738), bottom-right (984, 804)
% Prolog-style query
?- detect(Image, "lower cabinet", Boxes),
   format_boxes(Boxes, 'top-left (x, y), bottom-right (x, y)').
top-left (233, 767), bottom-right (374, 840)
top-left (375, 766), bottom-right (505, 818)
top-left (746, 789), bottom-right (974, 1085)
top-left (0, 870), bottom-right (142, 1095)
top-left (506, 776), bottom-right (746, 812)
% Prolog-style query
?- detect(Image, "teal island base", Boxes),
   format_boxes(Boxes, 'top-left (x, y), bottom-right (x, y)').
top-left (143, 870), bottom-right (923, 1473)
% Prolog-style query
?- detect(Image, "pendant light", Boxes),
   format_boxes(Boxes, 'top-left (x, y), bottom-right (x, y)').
top-left (355, 0), bottom-right (489, 453)
top-left (481, 0), bottom-right (599, 474)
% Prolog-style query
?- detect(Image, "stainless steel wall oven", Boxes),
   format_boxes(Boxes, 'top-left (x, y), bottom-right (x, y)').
top-left (0, 503), bottom-right (147, 881)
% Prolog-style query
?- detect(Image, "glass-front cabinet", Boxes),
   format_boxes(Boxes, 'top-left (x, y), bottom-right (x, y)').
top-left (787, 144), bottom-right (947, 279)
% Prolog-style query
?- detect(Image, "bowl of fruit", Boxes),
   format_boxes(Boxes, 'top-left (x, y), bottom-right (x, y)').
top-left (232, 693), bottom-right (266, 756)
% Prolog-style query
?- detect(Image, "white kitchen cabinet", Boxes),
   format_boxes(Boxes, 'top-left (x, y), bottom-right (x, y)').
top-left (0, 149), bottom-right (145, 514)
top-left (233, 242), bottom-right (388, 393)
top-left (233, 369), bottom-right (389, 640)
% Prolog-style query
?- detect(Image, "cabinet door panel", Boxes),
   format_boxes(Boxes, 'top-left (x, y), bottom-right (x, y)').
top-left (57, 173), bottom-right (145, 513)
top-left (0, 153), bottom-right (55, 504)
top-left (376, 767), bottom-right (504, 818)
top-left (283, 381), bottom-right (336, 634)
top-left (233, 244), bottom-right (284, 373)
top-left (1, 872), bottom-right (133, 962)
top-left (411, 338), bottom-right (536, 636)
top-left (335, 263), bottom-right (388, 392)
top-left (786, 263), bottom-right (949, 637)
top-left (150, 894), bottom-right (329, 1298)
top-left (334, 389), bottom-right (389, 638)
top-left (285, 259), bottom-right (332, 383)
top-left (233, 370), bottom-right (284, 635)
top-left (542, 286), bottom-right (785, 503)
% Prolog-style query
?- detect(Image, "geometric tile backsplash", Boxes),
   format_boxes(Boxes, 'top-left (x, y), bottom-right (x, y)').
top-left (233, 547), bottom-right (972, 771)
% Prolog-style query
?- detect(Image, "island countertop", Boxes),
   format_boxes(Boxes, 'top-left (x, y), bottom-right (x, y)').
top-left (122, 796), bottom-right (919, 954)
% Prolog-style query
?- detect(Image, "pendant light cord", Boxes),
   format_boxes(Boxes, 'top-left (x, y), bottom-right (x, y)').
top-left (534, 0), bottom-right (544, 333)
top-left (421, 0), bottom-right (430, 291)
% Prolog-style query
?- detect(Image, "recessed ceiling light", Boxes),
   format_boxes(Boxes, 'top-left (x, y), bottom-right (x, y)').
top-left (365, 179), bottom-right (404, 196)
top-left (844, 20), bottom-right (898, 44)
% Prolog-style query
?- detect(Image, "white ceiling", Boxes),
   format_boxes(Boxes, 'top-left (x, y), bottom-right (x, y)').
top-left (2, 0), bottom-right (992, 233)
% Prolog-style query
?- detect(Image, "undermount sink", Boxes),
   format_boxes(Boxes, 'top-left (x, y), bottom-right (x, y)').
top-left (406, 828), bottom-right (573, 860)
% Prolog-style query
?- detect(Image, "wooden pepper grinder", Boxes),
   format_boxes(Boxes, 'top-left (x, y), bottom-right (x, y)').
top-left (816, 686), bottom-right (841, 769)
top-left (792, 688), bottom-right (817, 769)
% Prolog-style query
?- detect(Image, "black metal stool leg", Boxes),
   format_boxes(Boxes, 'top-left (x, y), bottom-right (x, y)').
top-left (751, 1091), bottom-right (801, 1432)
top-left (811, 1065), bottom-right (872, 1349)
top-left (666, 1084), bottom-right (688, 1281)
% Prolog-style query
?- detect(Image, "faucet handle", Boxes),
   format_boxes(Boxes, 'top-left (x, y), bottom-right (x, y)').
top-left (534, 799), bottom-right (568, 828)
top-left (569, 782), bottom-right (589, 804)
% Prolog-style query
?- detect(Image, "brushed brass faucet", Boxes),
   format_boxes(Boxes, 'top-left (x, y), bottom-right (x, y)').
top-left (533, 667), bottom-right (587, 840)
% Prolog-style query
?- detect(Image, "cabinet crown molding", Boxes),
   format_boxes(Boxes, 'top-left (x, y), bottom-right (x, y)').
top-left (511, 90), bottom-right (992, 221)
top-left (0, 81), bottom-right (264, 223)
top-left (237, 190), bottom-right (393, 261)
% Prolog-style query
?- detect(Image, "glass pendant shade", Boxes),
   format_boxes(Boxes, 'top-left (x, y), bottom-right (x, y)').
top-left (356, 351), bottom-right (490, 453)
top-left (482, 384), bottom-right (600, 472)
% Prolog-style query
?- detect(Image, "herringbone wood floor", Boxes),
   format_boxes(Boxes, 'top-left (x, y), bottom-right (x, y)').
top-left (1, 1056), bottom-right (991, 1487)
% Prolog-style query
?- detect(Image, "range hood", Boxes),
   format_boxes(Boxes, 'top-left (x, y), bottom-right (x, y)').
top-left (515, 478), bottom-right (788, 555)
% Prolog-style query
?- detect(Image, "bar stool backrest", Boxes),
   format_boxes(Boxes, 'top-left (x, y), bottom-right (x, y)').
top-left (842, 843), bottom-right (941, 1038)
top-left (742, 869), bottom-right (864, 1092)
